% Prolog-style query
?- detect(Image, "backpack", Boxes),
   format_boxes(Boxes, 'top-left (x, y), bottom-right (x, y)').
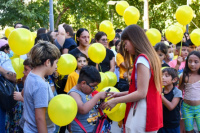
top-left (0, 76), bottom-right (17, 111)
top-left (74, 108), bottom-right (111, 133)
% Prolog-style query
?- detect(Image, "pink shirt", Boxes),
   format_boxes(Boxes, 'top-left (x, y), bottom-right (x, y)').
top-left (169, 59), bottom-right (185, 70)
top-left (169, 59), bottom-right (185, 76)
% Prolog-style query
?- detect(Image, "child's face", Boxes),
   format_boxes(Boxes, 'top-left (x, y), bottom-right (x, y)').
top-left (81, 81), bottom-right (98, 95)
top-left (177, 46), bottom-right (189, 59)
top-left (23, 65), bottom-right (32, 78)
top-left (77, 57), bottom-right (88, 70)
top-left (156, 50), bottom-right (165, 62)
top-left (188, 45), bottom-right (196, 53)
top-left (162, 71), bottom-right (173, 87)
top-left (116, 43), bottom-right (120, 52)
top-left (48, 59), bottom-right (58, 75)
top-left (188, 54), bottom-right (200, 72)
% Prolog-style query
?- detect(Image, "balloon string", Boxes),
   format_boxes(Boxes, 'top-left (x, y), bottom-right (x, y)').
top-left (191, 21), bottom-right (199, 29)
top-left (179, 41), bottom-right (182, 56)
top-left (99, 64), bottom-right (102, 72)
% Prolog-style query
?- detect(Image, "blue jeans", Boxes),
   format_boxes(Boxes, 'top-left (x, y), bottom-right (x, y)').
top-left (0, 106), bottom-right (6, 133)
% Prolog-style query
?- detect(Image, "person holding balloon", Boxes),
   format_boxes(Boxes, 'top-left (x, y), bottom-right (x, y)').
top-left (102, 25), bottom-right (163, 133)
top-left (0, 39), bottom-right (16, 133)
top-left (95, 32), bottom-right (115, 72)
top-left (23, 41), bottom-right (60, 133)
top-left (69, 28), bottom-right (96, 67)
top-left (168, 42), bottom-right (189, 76)
top-left (68, 66), bottom-right (108, 133)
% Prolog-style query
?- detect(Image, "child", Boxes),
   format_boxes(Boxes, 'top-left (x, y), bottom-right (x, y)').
top-left (13, 58), bottom-right (32, 102)
top-left (68, 66), bottom-right (107, 133)
top-left (116, 41), bottom-right (129, 92)
top-left (179, 51), bottom-right (200, 132)
top-left (155, 42), bottom-right (170, 68)
top-left (158, 68), bottom-right (182, 133)
top-left (64, 53), bottom-right (88, 93)
top-left (169, 42), bottom-right (189, 75)
top-left (23, 41), bottom-right (61, 132)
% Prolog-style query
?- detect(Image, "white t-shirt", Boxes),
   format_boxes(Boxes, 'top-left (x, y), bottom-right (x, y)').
top-left (135, 56), bottom-right (151, 88)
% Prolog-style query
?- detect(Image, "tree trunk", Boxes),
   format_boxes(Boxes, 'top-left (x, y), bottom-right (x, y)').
top-left (55, 7), bottom-right (69, 29)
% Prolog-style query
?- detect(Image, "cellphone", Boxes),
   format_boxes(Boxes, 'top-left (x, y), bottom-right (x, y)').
top-left (105, 88), bottom-right (111, 93)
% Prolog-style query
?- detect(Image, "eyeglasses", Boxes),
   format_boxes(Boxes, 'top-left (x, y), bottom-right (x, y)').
top-left (100, 39), bottom-right (109, 42)
top-left (86, 82), bottom-right (98, 91)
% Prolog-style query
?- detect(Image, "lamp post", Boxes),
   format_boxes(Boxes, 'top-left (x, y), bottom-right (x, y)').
top-left (49, 0), bottom-right (54, 31)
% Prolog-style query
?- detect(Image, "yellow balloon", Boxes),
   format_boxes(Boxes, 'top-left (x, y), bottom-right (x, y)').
top-left (107, 30), bottom-right (115, 42)
top-left (116, 1), bottom-right (129, 16)
top-left (31, 32), bottom-right (37, 39)
top-left (123, 6), bottom-right (140, 26)
top-left (5, 27), bottom-right (15, 38)
top-left (57, 54), bottom-right (77, 75)
top-left (174, 22), bottom-right (186, 33)
top-left (96, 72), bottom-right (108, 92)
top-left (10, 53), bottom-right (20, 60)
top-left (105, 71), bottom-right (117, 87)
top-left (8, 28), bottom-right (34, 55)
top-left (88, 43), bottom-right (106, 64)
top-left (99, 20), bottom-right (113, 35)
top-left (190, 29), bottom-right (200, 46)
top-left (100, 87), bottom-right (120, 114)
top-left (11, 58), bottom-right (24, 79)
top-left (107, 103), bottom-right (126, 122)
top-left (48, 94), bottom-right (78, 126)
top-left (175, 5), bottom-right (193, 25)
top-left (146, 28), bottom-right (161, 46)
top-left (165, 25), bottom-right (183, 44)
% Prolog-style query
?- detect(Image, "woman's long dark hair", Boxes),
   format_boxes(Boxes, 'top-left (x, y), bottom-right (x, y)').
top-left (180, 51), bottom-right (200, 87)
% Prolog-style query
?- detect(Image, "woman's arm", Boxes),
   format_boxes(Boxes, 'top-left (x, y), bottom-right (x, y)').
top-left (103, 63), bottom-right (150, 109)
top-left (109, 57), bottom-right (115, 72)
top-left (57, 24), bottom-right (66, 48)
top-left (0, 66), bottom-right (16, 82)
top-left (35, 108), bottom-right (47, 133)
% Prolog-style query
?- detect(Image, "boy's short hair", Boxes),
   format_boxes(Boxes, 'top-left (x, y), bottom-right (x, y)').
top-left (29, 41), bottom-right (61, 68)
top-left (78, 66), bottom-right (101, 84)
top-left (23, 58), bottom-right (32, 69)
top-left (162, 68), bottom-right (178, 86)
top-left (63, 24), bottom-right (74, 36)
top-left (176, 42), bottom-right (189, 49)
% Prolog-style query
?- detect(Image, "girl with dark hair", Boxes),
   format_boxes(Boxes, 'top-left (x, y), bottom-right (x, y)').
top-left (116, 41), bottom-right (129, 92)
top-left (95, 32), bottom-right (115, 72)
top-left (103, 25), bottom-right (163, 132)
top-left (64, 53), bottom-right (88, 93)
top-left (69, 28), bottom-right (96, 67)
top-left (154, 42), bottom-right (170, 68)
top-left (179, 51), bottom-right (200, 132)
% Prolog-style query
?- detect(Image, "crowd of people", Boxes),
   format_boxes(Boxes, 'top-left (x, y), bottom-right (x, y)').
top-left (0, 22), bottom-right (200, 133)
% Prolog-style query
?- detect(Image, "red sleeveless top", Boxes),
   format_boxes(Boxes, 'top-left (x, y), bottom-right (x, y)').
top-left (124, 54), bottom-right (163, 132)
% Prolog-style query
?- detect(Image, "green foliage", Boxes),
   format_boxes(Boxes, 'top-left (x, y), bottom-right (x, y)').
top-left (0, 0), bottom-right (200, 36)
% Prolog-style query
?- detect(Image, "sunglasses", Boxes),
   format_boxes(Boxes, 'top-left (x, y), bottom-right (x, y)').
top-left (86, 82), bottom-right (98, 91)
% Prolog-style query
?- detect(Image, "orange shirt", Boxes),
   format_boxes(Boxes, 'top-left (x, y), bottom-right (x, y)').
top-left (116, 53), bottom-right (127, 79)
top-left (64, 71), bottom-right (79, 93)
